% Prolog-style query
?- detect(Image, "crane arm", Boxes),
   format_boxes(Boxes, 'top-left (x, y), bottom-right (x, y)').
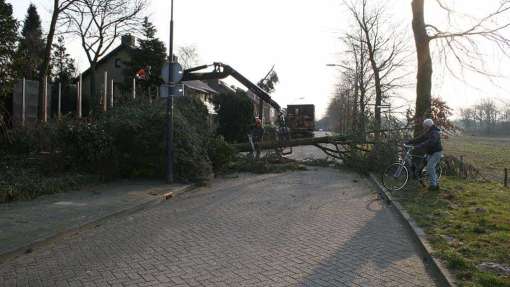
top-left (182, 62), bottom-right (281, 111)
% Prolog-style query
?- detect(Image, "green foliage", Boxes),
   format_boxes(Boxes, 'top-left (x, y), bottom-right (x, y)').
top-left (257, 69), bottom-right (279, 94)
top-left (476, 272), bottom-right (510, 287)
top-left (0, 154), bottom-right (97, 203)
top-left (58, 97), bottom-right (214, 181)
top-left (50, 36), bottom-right (76, 82)
top-left (0, 96), bottom-right (238, 202)
top-left (13, 4), bottom-right (45, 80)
top-left (214, 89), bottom-right (255, 143)
top-left (1, 126), bottom-right (43, 155)
top-left (0, 0), bottom-right (18, 128)
top-left (208, 136), bottom-right (236, 173)
top-left (0, 0), bottom-right (18, 101)
top-left (59, 120), bottom-right (115, 176)
top-left (441, 249), bottom-right (472, 270)
top-left (172, 96), bottom-right (213, 181)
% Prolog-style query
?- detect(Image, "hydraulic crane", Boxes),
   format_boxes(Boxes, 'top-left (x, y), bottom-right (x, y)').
top-left (182, 62), bottom-right (281, 112)
top-left (182, 62), bottom-right (291, 156)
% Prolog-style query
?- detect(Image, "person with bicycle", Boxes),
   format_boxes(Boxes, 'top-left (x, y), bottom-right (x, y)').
top-left (406, 119), bottom-right (443, 191)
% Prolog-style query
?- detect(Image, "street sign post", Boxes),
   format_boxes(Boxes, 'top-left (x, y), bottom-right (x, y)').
top-left (166, 0), bottom-right (177, 184)
top-left (161, 62), bottom-right (183, 83)
top-left (160, 84), bottom-right (184, 98)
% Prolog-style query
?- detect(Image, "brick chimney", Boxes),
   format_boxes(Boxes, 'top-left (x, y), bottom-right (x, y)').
top-left (121, 34), bottom-right (135, 47)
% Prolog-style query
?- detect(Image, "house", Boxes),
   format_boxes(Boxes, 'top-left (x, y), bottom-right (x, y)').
top-left (77, 34), bottom-right (275, 127)
top-left (78, 34), bottom-right (136, 110)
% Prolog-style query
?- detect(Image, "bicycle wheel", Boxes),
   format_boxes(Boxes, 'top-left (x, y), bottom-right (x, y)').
top-left (382, 163), bottom-right (409, 191)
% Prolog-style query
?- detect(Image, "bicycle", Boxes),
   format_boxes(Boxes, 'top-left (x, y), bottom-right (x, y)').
top-left (381, 144), bottom-right (443, 191)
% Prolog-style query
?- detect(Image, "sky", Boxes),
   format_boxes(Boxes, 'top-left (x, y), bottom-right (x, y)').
top-left (9, 0), bottom-right (510, 119)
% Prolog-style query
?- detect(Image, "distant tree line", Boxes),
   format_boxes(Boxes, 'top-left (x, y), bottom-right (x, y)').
top-left (459, 99), bottom-right (510, 136)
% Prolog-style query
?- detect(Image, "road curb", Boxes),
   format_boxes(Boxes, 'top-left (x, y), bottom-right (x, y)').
top-left (368, 173), bottom-right (457, 287)
top-left (0, 184), bottom-right (195, 265)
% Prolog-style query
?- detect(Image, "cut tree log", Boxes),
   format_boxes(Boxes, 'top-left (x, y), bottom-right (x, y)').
top-left (231, 135), bottom-right (367, 152)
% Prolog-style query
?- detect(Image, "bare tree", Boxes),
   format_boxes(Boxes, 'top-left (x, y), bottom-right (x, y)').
top-left (63, 0), bottom-right (146, 112)
top-left (460, 107), bottom-right (476, 129)
top-left (328, 32), bottom-right (372, 137)
top-left (344, 0), bottom-right (409, 134)
top-left (38, 0), bottom-right (79, 121)
top-left (177, 45), bottom-right (200, 69)
top-left (411, 0), bottom-right (510, 135)
top-left (476, 98), bottom-right (499, 134)
top-left (344, 29), bottom-right (372, 136)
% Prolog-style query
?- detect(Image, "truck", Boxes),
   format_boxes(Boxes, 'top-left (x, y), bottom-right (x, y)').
top-left (286, 104), bottom-right (315, 138)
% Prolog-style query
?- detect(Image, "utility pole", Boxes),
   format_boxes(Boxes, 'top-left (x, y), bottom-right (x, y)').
top-left (166, 0), bottom-right (175, 183)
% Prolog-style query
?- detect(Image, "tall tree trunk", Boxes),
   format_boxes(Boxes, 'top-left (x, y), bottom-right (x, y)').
top-left (412, 0), bottom-right (433, 136)
top-left (38, 0), bottom-right (59, 122)
top-left (364, 33), bottom-right (383, 134)
top-left (352, 80), bottom-right (359, 136)
top-left (359, 83), bottom-right (366, 137)
top-left (89, 62), bottom-right (97, 115)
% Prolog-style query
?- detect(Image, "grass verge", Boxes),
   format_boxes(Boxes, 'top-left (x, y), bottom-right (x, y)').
top-left (393, 177), bottom-right (510, 286)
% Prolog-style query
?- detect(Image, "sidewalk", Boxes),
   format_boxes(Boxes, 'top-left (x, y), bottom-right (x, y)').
top-left (0, 181), bottom-right (192, 263)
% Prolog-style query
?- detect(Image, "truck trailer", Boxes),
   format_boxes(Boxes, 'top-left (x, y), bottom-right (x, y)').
top-left (286, 104), bottom-right (315, 138)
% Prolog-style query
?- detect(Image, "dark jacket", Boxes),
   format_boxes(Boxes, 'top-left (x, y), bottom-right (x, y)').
top-left (251, 126), bottom-right (264, 142)
top-left (408, 126), bottom-right (443, 155)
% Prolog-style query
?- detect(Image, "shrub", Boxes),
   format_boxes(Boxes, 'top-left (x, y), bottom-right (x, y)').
top-left (0, 95), bottom-right (237, 202)
top-left (213, 90), bottom-right (255, 143)
top-left (0, 154), bottom-right (96, 203)
top-left (71, 97), bottom-right (215, 182)
top-left (1, 96), bottom-right (228, 182)
top-left (208, 136), bottom-right (236, 173)
top-left (59, 120), bottom-right (115, 176)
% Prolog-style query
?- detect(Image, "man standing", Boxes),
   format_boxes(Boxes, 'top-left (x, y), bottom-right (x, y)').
top-left (249, 118), bottom-right (264, 160)
top-left (407, 119), bottom-right (443, 191)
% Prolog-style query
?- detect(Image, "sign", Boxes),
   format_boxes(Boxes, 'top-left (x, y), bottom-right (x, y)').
top-left (161, 62), bottom-right (183, 83)
top-left (160, 84), bottom-right (184, 98)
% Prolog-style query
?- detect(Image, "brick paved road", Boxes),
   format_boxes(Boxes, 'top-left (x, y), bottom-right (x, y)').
top-left (0, 169), bottom-right (439, 287)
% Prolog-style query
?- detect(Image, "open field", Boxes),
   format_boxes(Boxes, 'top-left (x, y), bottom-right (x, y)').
top-left (443, 135), bottom-right (510, 182)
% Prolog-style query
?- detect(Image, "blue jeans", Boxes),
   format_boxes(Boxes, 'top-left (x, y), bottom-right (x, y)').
top-left (427, 151), bottom-right (442, 187)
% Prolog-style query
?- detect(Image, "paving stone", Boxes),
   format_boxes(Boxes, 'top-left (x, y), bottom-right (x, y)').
top-left (0, 168), bottom-right (438, 286)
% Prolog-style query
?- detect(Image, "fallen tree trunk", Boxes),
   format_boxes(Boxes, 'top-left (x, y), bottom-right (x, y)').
top-left (231, 135), bottom-right (368, 152)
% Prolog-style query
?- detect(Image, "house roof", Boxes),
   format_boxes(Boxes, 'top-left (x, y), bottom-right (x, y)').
top-left (76, 43), bottom-right (135, 81)
top-left (183, 80), bottom-right (219, 95)
top-left (205, 80), bottom-right (236, 95)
